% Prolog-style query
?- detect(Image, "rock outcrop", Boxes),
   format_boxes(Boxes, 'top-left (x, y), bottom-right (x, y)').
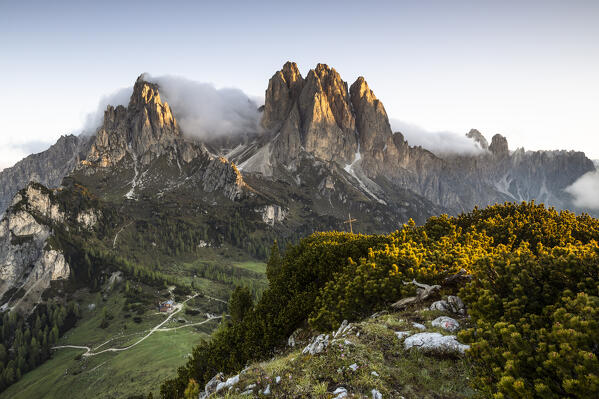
top-left (199, 157), bottom-right (246, 200)
top-left (0, 184), bottom-right (70, 312)
top-left (404, 332), bottom-right (469, 354)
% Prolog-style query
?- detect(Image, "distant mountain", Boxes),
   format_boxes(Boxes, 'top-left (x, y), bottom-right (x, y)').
top-left (0, 135), bottom-right (91, 216)
top-left (1, 62), bottom-right (594, 220)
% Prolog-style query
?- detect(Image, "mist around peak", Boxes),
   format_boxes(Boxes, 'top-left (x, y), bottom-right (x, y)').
top-left (80, 74), bottom-right (261, 142)
top-left (389, 119), bottom-right (486, 155)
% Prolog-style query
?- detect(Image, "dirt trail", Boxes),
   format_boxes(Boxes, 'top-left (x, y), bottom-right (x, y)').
top-left (53, 293), bottom-right (221, 356)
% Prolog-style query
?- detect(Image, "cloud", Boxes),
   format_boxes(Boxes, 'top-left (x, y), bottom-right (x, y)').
top-left (565, 168), bottom-right (599, 209)
top-left (147, 75), bottom-right (261, 140)
top-left (0, 140), bottom-right (54, 172)
top-left (81, 75), bottom-right (261, 141)
top-left (82, 86), bottom-right (133, 134)
top-left (389, 119), bottom-right (485, 155)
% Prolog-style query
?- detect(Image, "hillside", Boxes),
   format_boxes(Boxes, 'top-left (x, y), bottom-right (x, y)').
top-left (161, 202), bottom-right (599, 399)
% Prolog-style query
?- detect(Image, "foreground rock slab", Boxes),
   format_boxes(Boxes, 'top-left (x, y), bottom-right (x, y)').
top-left (404, 332), bottom-right (469, 354)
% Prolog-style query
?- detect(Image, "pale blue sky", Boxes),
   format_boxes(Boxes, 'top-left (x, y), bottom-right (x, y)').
top-left (1, 0), bottom-right (598, 168)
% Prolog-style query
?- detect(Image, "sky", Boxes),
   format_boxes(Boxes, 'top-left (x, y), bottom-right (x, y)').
top-left (0, 0), bottom-right (598, 169)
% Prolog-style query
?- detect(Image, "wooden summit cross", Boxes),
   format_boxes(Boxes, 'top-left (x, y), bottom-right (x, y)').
top-left (344, 213), bottom-right (357, 234)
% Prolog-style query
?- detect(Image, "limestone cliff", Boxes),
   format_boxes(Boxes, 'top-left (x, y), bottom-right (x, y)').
top-left (0, 183), bottom-right (98, 313)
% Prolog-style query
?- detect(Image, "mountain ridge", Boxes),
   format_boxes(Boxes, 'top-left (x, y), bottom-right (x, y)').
top-left (0, 62), bottom-right (595, 218)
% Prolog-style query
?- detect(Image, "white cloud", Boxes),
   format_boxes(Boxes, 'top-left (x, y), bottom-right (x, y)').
top-left (389, 119), bottom-right (485, 155)
top-left (147, 75), bottom-right (261, 140)
top-left (565, 168), bottom-right (599, 209)
top-left (81, 75), bottom-right (261, 141)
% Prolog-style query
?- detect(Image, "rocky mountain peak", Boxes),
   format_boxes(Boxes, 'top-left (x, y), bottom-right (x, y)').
top-left (489, 134), bottom-right (509, 157)
top-left (85, 74), bottom-right (181, 168)
top-left (261, 62), bottom-right (304, 133)
top-left (298, 64), bottom-right (357, 163)
top-left (262, 62), bottom-right (359, 165)
top-left (350, 76), bottom-right (393, 152)
top-left (466, 129), bottom-right (489, 150)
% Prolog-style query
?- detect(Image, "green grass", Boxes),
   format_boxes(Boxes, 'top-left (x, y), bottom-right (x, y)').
top-left (1, 280), bottom-right (226, 399)
top-left (1, 328), bottom-right (211, 399)
top-left (232, 260), bottom-right (266, 274)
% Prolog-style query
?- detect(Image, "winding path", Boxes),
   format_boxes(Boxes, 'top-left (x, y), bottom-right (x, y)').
top-left (53, 294), bottom-right (222, 357)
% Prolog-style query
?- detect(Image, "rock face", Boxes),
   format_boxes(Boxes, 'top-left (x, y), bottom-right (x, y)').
top-left (489, 134), bottom-right (509, 158)
top-left (263, 62), bottom-right (358, 164)
top-left (199, 157), bottom-right (245, 201)
top-left (256, 205), bottom-right (287, 225)
top-left (0, 135), bottom-right (91, 216)
top-left (0, 184), bottom-right (71, 312)
top-left (431, 316), bottom-right (460, 332)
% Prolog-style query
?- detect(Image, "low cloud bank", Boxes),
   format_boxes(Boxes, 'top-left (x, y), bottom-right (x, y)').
top-left (389, 119), bottom-right (485, 155)
top-left (565, 168), bottom-right (599, 209)
top-left (148, 75), bottom-right (260, 140)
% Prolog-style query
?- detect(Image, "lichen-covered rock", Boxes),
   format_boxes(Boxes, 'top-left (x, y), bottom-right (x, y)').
top-left (431, 316), bottom-right (460, 332)
top-left (215, 374), bottom-right (239, 394)
top-left (430, 300), bottom-right (450, 312)
top-left (333, 319), bottom-right (352, 338)
top-left (302, 334), bottom-right (329, 355)
top-left (404, 332), bottom-right (469, 354)
top-left (430, 296), bottom-right (466, 316)
top-left (446, 296), bottom-right (466, 315)
top-left (200, 372), bottom-right (224, 399)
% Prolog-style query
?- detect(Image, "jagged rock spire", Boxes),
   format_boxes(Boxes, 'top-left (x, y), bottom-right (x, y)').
top-left (86, 74), bottom-right (181, 167)
top-left (466, 129), bottom-right (489, 150)
top-left (350, 76), bottom-right (393, 154)
top-left (262, 62), bottom-right (358, 164)
top-left (489, 134), bottom-right (509, 157)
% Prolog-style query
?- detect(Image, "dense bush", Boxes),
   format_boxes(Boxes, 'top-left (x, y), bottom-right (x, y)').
top-left (459, 242), bottom-right (599, 398)
top-left (160, 203), bottom-right (599, 398)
